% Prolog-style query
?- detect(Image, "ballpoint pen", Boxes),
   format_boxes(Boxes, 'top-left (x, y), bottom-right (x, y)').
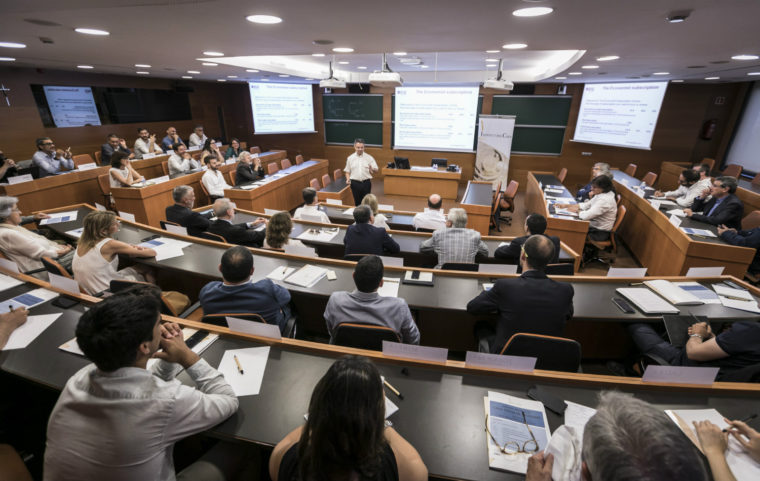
top-left (233, 355), bottom-right (244, 375)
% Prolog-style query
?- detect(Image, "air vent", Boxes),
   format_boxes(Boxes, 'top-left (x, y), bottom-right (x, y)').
top-left (24, 18), bottom-right (61, 26)
top-left (39, 37), bottom-right (54, 44)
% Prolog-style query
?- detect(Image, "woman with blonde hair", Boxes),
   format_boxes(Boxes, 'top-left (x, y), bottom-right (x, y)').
top-left (361, 194), bottom-right (390, 231)
top-left (264, 212), bottom-right (305, 250)
top-left (72, 211), bottom-right (157, 294)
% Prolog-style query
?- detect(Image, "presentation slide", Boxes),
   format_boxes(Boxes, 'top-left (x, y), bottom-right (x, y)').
top-left (42, 86), bottom-right (101, 128)
top-left (572, 81), bottom-right (668, 150)
top-left (249, 82), bottom-right (315, 134)
top-left (394, 86), bottom-right (479, 152)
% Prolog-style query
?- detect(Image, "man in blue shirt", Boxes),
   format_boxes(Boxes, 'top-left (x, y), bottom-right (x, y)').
top-left (32, 137), bottom-right (74, 177)
top-left (199, 245), bottom-right (291, 331)
top-left (161, 126), bottom-right (185, 151)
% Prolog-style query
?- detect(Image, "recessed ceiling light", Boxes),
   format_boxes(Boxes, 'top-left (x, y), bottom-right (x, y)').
top-left (304, 78), bottom-right (314, 81)
top-left (333, 47), bottom-right (354, 53)
top-left (279, 74), bottom-right (290, 77)
top-left (486, 50), bottom-right (500, 53)
top-left (393, 52), bottom-right (407, 56)
top-left (485, 58), bottom-right (499, 62)
top-left (666, 12), bottom-right (690, 23)
top-left (582, 65), bottom-right (599, 69)
top-left (705, 76), bottom-right (720, 80)
top-left (246, 15), bottom-right (282, 24)
top-left (136, 71), bottom-right (150, 75)
top-left (261, 78), bottom-right (270, 81)
top-left (135, 64), bottom-right (151, 68)
top-left (568, 72), bottom-right (582, 75)
top-left (187, 70), bottom-right (200, 74)
top-left (312, 53), bottom-right (325, 57)
top-left (75, 28), bottom-right (109, 36)
top-left (420, 65), bottom-right (429, 69)
top-left (182, 76), bottom-right (193, 79)
top-left (0, 57), bottom-right (16, 62)
top-left (512, 7), bottom-right (553, 17)
top-left (0, 42), bottom-right (26, 48)
top-left (596, 55), bottom-right (619, 61)
top-left (748, 72), bottom-right (760, 76)
top-left (357, 66), bottom-right (367, 70)
top-left (338, 61), bottom-right (349, 65)
top-left (203, 51), bottom-right (224, 56)
top-left (555, 76), bottom-right (567, 80)
top-left (503, 43), bottom-right (527, 49)
top-left (227, 75), bottom-right (238, 78)
top-left (671, 79), bottom-right (684, 82)
top-left (732, 54), bottom-right (759, 61)
top-left (653, 72), bottom-right (669, 75)
top-left (246, 69), bottom-right (259, 72)
top-left (217, 79), bottom-right (227, 82)
top-left (202, 62), bottom-right (218, 66)
top-left (77, 65), bottom-right (94, 69)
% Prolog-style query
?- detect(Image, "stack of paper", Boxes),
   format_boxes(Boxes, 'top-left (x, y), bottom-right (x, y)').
top-left (377, 277), bottom-right (401, 297)
top-left (296, 228), bottom-right (339, 242)
top-left (681, 227), bottom-right (717, 237)
top-left (615, 287), bottom-right (679, 314)
top-left (138, 237), bottom-right (191, 261)
top-left (714, 285), bottom-right (760, 313)
top-left (673, 282), bottom-right (721, 304)
top-left (644, 279), bottom-right (703, 305)
top-left (40, 211), bottom-right (78, 225)
top-left (284, 265), bottom-right (328, 288)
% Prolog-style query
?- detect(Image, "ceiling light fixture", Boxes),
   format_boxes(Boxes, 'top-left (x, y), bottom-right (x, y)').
top-left (393, 52), bottom-right (407, 56)
top-left (74, 28), bottom-right (109, 36)
top-left (420, 65), bottom-right (429, 69)
top-left (187, 70), bottom-right (200, 74)
top-left (582, 65), bottom-right (599, 69)
top-left (503, 43), bottom-right (527, 49)
top-left (246, 69), bottom-right (259, 72)
top-left (246, 15), bottom-right (282, 24)
top-left (486, 50), bottom-right (500, 53)
top-left (136, 71), bottom-right (149, 75)
top-left (732, 54), bottom-right (759, 61)
top-left (653, 72), bottom-right (669, 75)
top-left (568, 72), bottom-right (582, 75)
top-left (748, 72), bottom-right (760, 76)
top-left (358, 66), bottom-right (367, 69)
top-left (217, 79), bottom-right (227, 82)
top-left (666, 12), bottom-right (689, 23)
top-left (555, 76), bottom-right (567, 80)
top-left (182, 76), bottom-right (193, 79)
top-left (671, 79), bottom-right (684, 82)
top-left (705, 76), bottom-right (720, 80)
top-left (77, 65), bottom-right (94, 69)
top-left (312, 53), bottom-right (325, 57)
top-left (203, 51), bottom-right (224, 56)
top-left (135, 64), bottom-right (151, 68)
top-left (333, 47), bottom-right (354, 53)
top-left (227, 75), bottom-right (238, 78)
top-left (0, 42), bottom-right (26, 48)
top-left (202, 62), bottom-right (218, 66)
top-left (485, 58), bottom-right (499, 62)
top-left (512, 7), bottom-right (553, 17)
top-left (338, 61), bottom-right (349, 64)
top-left (279, 74), bottom-right (290, 77)
top-left (596, 55), bottom-right (619, 61)
top-left (0, 57), bottom-right (16, 62)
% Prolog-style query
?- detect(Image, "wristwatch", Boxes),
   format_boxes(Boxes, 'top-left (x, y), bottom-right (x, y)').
top-left (689, 333), bottom-right (704, 340)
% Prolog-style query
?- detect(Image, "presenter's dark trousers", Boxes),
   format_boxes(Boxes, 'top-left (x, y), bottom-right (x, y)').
top-left (350, 179), bottom-right (372, 206)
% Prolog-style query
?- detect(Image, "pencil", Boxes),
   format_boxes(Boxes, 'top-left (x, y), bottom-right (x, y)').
top-left (233, 355), bottom-right (244, 375)
top-left (723, 413), bottom-right (757, 432)
top-left (383, 379), bottom-right (404, 400)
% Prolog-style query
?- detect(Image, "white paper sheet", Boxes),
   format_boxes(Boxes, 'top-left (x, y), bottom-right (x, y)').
top-left (59, 336), bottom-right (84, 355)
top-left (0, 288), bottom-right (59, 313)
top-left (719, 297), bottom-right (760, 313)
top-left (119, 211), bottom-right (136, 222)
top-left (66, 227), bottom-right (84, 238)
top-left (0, 273), bottom-right (23, 291)
top-left (267, 266), bottom-right (296, 281)
top-left (2, 313), bottom-right (61, 350)
top-left (39, 210), bottom-right (78, 225)
top-left (377, 277), bottom-right (401, 298)
top-left (217, 347), bottom-right (270, 397)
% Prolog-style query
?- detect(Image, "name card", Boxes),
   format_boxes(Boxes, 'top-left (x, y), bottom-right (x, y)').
top-left (150, 175), bottom-right (170, 184)
top-left (166, 150), bottom-right (174, 155)
top-left (215, 141), bottom-right (223, 147)
top-left (382, 341), bottom-right (448, 363)
top-left (607, 267), bottom-right (648, 278)
top-left (142, 152), bottom-right (157, 159)
top-left (685, 267), bottom-right (724, 277)
top-left (642, 365), bottom-right (719, 385)
top-left (188, 145), bottom-right (201, 152)
top-left (478, 264), bottom-right (517, 275)
top-left (378, 204), bottom-right (394, 211)
top-left (284, 243), bottom-right (317, 257)
top-left (465, 351), bottom-right (536, 372)
top-left (48, 273), bottom-right (80, 295)
top-left (226, 317), bottom-right (282, 340)
top-left (95, 202), bottom-right (107, 211)
top-left (325, 198), bottom-right (342, 205)
top-left (379, 255), bottom-right (404, 267)
top-left (649, 199), bottom-right (661, 210)
top-left (164, 224), bottom-right (188, 236)
top-left (669, 214), bottom-right (682, 227)
top-left (77, 162), bottom-right (97, 171)
top-left (119, 211), bottom-right (136, 222)
top-left (7, 174), bottom-right (33, 184)
top-left (0, 258), bottom-right (19, 273)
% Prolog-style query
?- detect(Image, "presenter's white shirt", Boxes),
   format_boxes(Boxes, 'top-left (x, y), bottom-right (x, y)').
top-left (578, 191), bottom-right (617, 232)
top-left (345, 153), bottom-right (378, 182)
top-left (202, 169), bottom-right (231, 197)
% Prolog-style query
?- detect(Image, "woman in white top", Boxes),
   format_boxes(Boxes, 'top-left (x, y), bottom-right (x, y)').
top-left (361, 193), bottom-right (390, 231)
top-left (109, 151), bottom-right (144, 188)
top-left (263, 212), bottom-right (306, 251)
top-left (72, 211), bottom-right (157, 294)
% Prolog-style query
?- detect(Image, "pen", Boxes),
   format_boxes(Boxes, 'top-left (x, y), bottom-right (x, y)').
top-left (233, 355), bottom-right (244, 375)
top-left (723, 413), bottom-right (757, 432)
top-left (383, 379), bottom-right (404, 400)
top-left (629, 282), bottom-right (644, 286)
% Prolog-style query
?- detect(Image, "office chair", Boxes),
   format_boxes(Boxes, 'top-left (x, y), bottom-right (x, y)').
top-left (625, 163), bottom-right (637, 177)
top-left (499, 333), bottom-right (582, 372)
top-left (544, 263), bottom-right (574, 276)
top-left (198, 231), bottom-right (228, 243)
top-left (490, 191), bottom-right (503, 232)
top-left (332, 322), bottom-right (402, 350)
top-left (72, 153), bottom-right (94, 167)
top-left (309, 178), bottom-right (321, 190)
top-left (431, 158), bottom-right (448, 168)
top-left (295, 154), bottom-right (304, 165)
top-left (267, 162), bottom-right (279, 175)
top-left (109, 279), bottom-right (196, 318)
top-left (160, 160), bottom-right (169, 177)
top-left (722, 164), bottom-right (743, 178)
top-left (440, 262), bottom-right (479, 271)
top-left (499, 180), bottom-right (519, 225)
top-left (0, 444), bottom-right (33, 481)
top-left (583, 205), bottom-right (627, 267)
top-left (202, 312), bottom-right (297, 338)
top-left (281, 158), bottom-right (292, 169)
top-left (227, 170), bottom-right (236, 185)
top-left (250, 146), bottom-right (262, 154)
top-left (701, 157), bottom-right (716, 174)
top-left (94, 150), bottom-right (102, 164)
top-left (642, 171), bottom-right (658, 187)
top-left (742, 210), bottom-right (760, 230)
top-left (333, 168), bottom-right (343, 181)
top-left (96, 174), bottom-right (114, 209)
top-left (160, 220), bottom-right (180, 230)
top-left (557, 168), bottom-right (568, 184)
top-left (321, 173), bottom-right (332, 189)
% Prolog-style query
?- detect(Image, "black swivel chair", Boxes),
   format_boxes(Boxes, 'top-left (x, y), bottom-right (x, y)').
top-left (201, 312), bottom-right (297, 338)
top-left (332, 322), bottom-right (402, 350)
top-left (500, 333), bottom-right (582, 372)
top-left (440, 262), bottom-right (479, 271)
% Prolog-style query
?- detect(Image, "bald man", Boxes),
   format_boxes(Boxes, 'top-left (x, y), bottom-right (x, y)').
top-left (412, 194), bottom-right (446, 231)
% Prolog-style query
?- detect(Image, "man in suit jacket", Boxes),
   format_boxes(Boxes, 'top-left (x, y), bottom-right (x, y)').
top-left (467, 235), bottom-right (574, 354)
top-left (207, 198), bottom-right (266, 247)
top-left (494, 213), bottom-right (560, 266)
top-left (165, 185), bottom-right (212, 237)
top-left (343, 205), bottom-right (399, 257)
top-left (685, 176), bottom-right (744, 230)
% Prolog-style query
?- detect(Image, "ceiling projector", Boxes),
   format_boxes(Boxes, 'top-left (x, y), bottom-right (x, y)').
top-left (319, 77), bottom-right (346, 88)
top-left (368, 71), bottom-right (403, 87)
top-left (483, 78), bottom-right (514, 90)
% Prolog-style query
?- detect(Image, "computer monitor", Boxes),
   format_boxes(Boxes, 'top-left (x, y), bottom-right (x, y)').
top-left (394, 156), bottom-right (410, 169)
top-left (431, 158), bottom-right (448, 168)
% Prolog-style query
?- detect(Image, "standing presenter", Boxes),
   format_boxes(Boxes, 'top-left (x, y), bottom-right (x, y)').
top-left (344, 138), bottom-right (378, 206)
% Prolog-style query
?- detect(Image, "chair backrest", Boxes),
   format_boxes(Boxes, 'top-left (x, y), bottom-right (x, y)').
top-left (239, 141), bottom-right (248, 150)
top-left (94, 150), bottom-right (102, 165)
top-left (544, 263), bottom-right (574, 276)
top-left (321, 173), bottom-right (332, 188)
top-left (198, 176), bottom-right (210, 199)
top-left (202, 313), bottom-right (266, 327)
top-left (267, 162), bottom-right (279, 175)
top-left (701, 157), bottom-right (716, 173)
top-left (642, 171), bottom-right (658, 187)
top-left (344, 253), bottom-right (370, 262)
top-left (72, 153), bottom-right (94, 167)
top-left (607, 204), bottom-right (627, 252)
top-left (500, 333), bottom-right (581, 372)
top-left (161, 160), bottom-right (169, 176)
top-left (722, 163), bottom-right (743, 178)
top-left (199, 231), bottom-right (227, 243)
top-left (751, 173), bottom-right (760, 185)
top-left (333, 168), bottom-right (343, 181)
top-left (309, 177), bottom-right (321, 191)
top-left (295, 154), bottom-right (304, 165)
top-left (441, 262), bottom-right (479, 271)
top-left (228, 170), bottom-right (236, 185)
top-left (492, 181), bottom-right (503, 203)
top-left (41, 256), bottom-right (73, 279)
top-left (109, 279), bottom-right (179, 316)
top-left (431, 158), bottom-right (448, 168)
top-left (281, 158), bottom-right (292, 169)
top-left (250, 146), bottom-right (262, 154)
top-left (504, 180), bottom-right (519, 200)
top-left (742, 210), bottom-right (760, 230)
top-left (160, 220), bottom-right (180, 230)
top-left (625, 163), bottom-right (637, 177)
top-left (557, 167), bottom-right (568, 184)
top-left (96, 174), bottom-right (111, 196)
top-left (332, 322), bottom-right (402, 350)
top-left (491, 191), bottom-right (502, 218)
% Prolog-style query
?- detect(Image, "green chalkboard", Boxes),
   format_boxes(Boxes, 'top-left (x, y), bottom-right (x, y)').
top-left (324, 122), bottom-right (383, 146)
top-left (491, 95), bottom-right (572, 126)
top-left (511, 127), bottom-right (566, 155)
top-left (323, 95), bottom-right (383, 121)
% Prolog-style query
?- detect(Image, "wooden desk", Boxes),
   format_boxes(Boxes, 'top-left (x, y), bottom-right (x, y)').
top-left (526, 172), bottom-right (589, 256)
top-left (0, 167), bottom-right (106, 213)
top-left (736, 178), bottom-right (760, 216)
top-left (381, 167), bottom-right (461, 199)
top-left (317, 176), bottom-right (353, 206)
top-left (459, 181), bottom-right (492, 236)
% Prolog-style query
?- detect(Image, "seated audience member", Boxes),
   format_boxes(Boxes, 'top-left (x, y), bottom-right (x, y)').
top-left (109, 151), bottom-right (145, 188)
top-left (0, 196), bottom-right (73, 275)
top-left (167, 143), bottom-right (200, 176)
top-left (412, 194), bottom-right (447, 231)
top-left (44, 286), bottom-right (242, 481)
top-left (419, 207), bottom-right (487, 268)
top-left (235, 151), bottom-right (265, 185)
top-left (576, 162), bottom-right (612, 201)
top-left (293, 187), bottom-right (330, 223)
top-left (0, 149), bottom-right (19, 182)
top-left (201, 155), bottom-right (231, 202)
top-left (269, 355), bottom-right (428, 481)
top-left (694, 162), bottom-right (713, 185)
top-left (467, 235), bottom-right (574, 354)
top-left (161, 126), bottom-right (184, 151)
top-left (685, 176), bottom-right (744, 230)
top-left (343, 205), bottom-right (400, 257)
top-left (100, 133), bottom-right (134, 166)
top-left (362, 193), bottom-right (390, 231)
top-left (526, 391), bottom-right (710, 481)
top-left (693, 418), bottom-right (760, 481)
top-left (225, 138), bottom-right (243, 159)
top-left (494, 213), bottom-right (560, 265)
top-left (165, 185), bottom-right (212, 236)
top-left (188, 125), bottom-right (208, 147)
top-left (200, 139), bottom-right (224, 166)
top-left (264, 212), bottom-right (305, 250)
top-left (72, 210), bottom-right (156, 294)
top-left (627, 320), bottom-right (760, 379)
top-left (32, 137), bottom-right (74, 177)
top-left (654, 168), bottom-right (703, 207)
top-left (0, 308), bottom-right (28, 350)
top-left (559, 175), bottom-right (617, 241)
top-left (208, 198), bottom-right (266, 247)
top-left (133, 128), bottom-right (163, 159)
top-left (200, 245), bottom-right (291, 330)
top-left (324, 256), bottom-right (420, 344)
top-left (718, 224), bottom-right (760, 273)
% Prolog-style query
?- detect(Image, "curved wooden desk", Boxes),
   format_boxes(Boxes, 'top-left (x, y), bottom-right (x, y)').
top-left (381, 166), bottom-right (461, 199)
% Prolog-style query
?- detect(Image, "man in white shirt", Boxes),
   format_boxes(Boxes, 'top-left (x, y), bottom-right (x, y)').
top-left (344, 138), bottom-right (378, 206)
top-left (44, 286), bottom-right (242, 481)
top-left (168, 143), bottom-right (200, 176)
top-left (189, 125), bottom-right (208, 147)
top-left (133, 128), bottom-right (163, 159)
top-left (201, 155), bottom-right (231, 201)
top-left (559, 175), bottom-right (617, 241)
top-left (293, 187), bottom-right (330, 223)
top-left (654, 168), bottom-right (704, 208)
top-left (413, 194), bottom-right (447, 231)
